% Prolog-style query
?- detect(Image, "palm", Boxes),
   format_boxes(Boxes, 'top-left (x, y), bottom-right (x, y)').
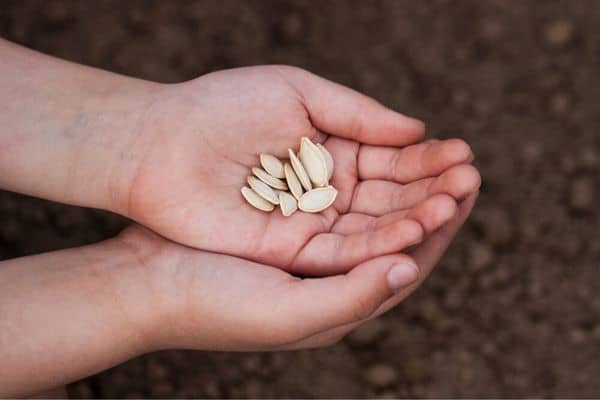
top-left (126, 66), bottom-right (479, 274)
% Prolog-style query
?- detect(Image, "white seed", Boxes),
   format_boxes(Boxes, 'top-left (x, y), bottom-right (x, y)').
top-left (284, 162), bottom-right (304, 200)
top-left (298, 186), bottom-right (338, 213)
top-left (317, 143), bottom-right (334, 180)
top-left (252, 167), bottom-right (288, 190)
top-left (299, 137), bottom-right (329, 187)
top-left (288, 148), bottom-right (312, 191)
top-left (241, 187), bottom-right (274, 212)
top-left (259, 153), bottom-right (285, 179)
top-left (278, 191), bottom-right (298, 217)
top-left (247, 176), bottom-right (279, 204)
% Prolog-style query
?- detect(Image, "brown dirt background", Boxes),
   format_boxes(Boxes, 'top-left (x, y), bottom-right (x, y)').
top-left (1, 0), bottom-right (599, 397)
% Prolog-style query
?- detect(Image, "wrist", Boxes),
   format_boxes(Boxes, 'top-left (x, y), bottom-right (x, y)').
top-left (109, 226), bottom-right (184, 352)
top-left (76, 78), bottom-right (167, 215)
top-left (0, 39), bottom-right (166, 214)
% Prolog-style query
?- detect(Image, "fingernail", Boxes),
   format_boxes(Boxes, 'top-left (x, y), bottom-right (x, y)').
top-left (387, 262), bottom-right (419, 292)
top-left (467, 151), bottom-right (475, 163)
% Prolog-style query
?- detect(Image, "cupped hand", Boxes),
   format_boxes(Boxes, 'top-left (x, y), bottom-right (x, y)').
top-left (121, 66), bottom-right (480, 274)
top-left (117, 195), bottom-right (474, 352)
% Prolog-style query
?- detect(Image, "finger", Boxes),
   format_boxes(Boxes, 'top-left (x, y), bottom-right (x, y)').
top-left (351, 164), bottom-right (481, 216)
top-left (278, 253), bottom-right (419, 343)
top-left (371, 191), bottom-right (479, 318)
top-left (285, 67), bottom-right (425, 145)
top-left (291, 219), bottom-right (423, 276)
top-left (333, 194), bottom-right (458, 236)
top-left (283, 192), bottom-right (479, 349)
top-left (358, 139), bottom-right (473, 182)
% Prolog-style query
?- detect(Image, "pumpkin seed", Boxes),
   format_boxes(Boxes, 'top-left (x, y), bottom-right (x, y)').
top-left (259, 153), bottom-right (285, 179)
top-left (284, 162), bottom-right (304, 200)
top-left (252, 167), bottom-right (288, 190)
top-left (298, 186), bottom-right (338, 213)
top-left (278, 191), bottom-right (298, 217)
top-left (299, 137), bottom-right (329, 187)
top-left (247, 176), bottom-right (279, 204)
top-left (288, 148), bottom-right (312, 191)
top-left (317, 143), bottom-right (334, 180)
top-left (241, 187), bottom-right (275, 212)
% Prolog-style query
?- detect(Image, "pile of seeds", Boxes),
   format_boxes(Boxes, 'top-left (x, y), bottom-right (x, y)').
top-left (241, 137), bottom-right (337, 216)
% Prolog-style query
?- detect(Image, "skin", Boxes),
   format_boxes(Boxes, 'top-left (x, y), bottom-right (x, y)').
top-left (0, 193), bottom-right (476, 397)
top-left (0, 39), bottom-right (481, 396)
top-left (0, 39), bottom-right (480, 275)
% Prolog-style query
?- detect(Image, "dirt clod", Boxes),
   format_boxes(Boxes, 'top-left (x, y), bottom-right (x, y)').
top-left (364, 364), bottom-right (398, 388)
top-left (569, 176), bottom-right (595, 213)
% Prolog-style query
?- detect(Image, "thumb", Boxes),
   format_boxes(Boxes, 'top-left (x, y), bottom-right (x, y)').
top-left (281, 67), bottom-right (425, 145)
top-left (280, 253), bottom-right (419, 339)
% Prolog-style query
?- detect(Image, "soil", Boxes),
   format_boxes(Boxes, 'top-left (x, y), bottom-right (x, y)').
top-left (1, 0), bottom-right (599, 397)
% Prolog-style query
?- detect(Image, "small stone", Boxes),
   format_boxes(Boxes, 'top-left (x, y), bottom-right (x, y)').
top-left (521, 141), bottom-right (543, 162)
top-left (346, 318), bottom-right (387, 347)
top-left (452, 90), bottom-right (470, 108)
top-left (475, 207), bottom-right (514, 247)
top-left (241, 354), bottom-right (261, 372)
top-left (148, 359), bottom-right (169, 380)
top-left (549, 92), bottom-right (571, 115)
top-left (480, 19), bottom-right (503, 40)
top-left (568, 328), bottom-right (586, 344)
top-left (444, 289), bottom-right (464, 310)
top-left (543, 19), bottom-right (574, 48)
top-left (520, 220), bottom-right (539, 243)
top-left (468, 241), bottom-right (493, 270)
top-left (580, 148), bottom-right (599, 169)
top-left (403, 359), bottom-right (429, 381)
top-left (364, 364), bottom-right (398, 388)
top-left (481, 342), bottom-right (497, 356)
top-left (558, 235), bottom-right (582, 257)
top-left (420, 298), bottom-right (442, 321)
top-left (569, 176), bottom-right (595, 212)
top-left (560, 155), bottom-right (577, 174)
top-left (281, 13), bottom-right (305, 42)
top-left (592, 324), bottom-right (600, 339)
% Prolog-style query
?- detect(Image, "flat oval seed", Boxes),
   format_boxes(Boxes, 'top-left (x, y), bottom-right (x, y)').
top-left (259, 153), bottom-right (285, 179)
top-left (300, 137), bottom-right (329, 187)
top-left (278, 191), bottom-right (298, 217)
top-left (298, 186), bottom-right (338, 213)
top-left (241, 187), bottom-right (274, 212)
top-left (247, 176), bottom-right (279, 204)
top-left (252, 167), bottom-right (288, 190)
top-left (284, 162), bottom-right (304, 200)
top-left (288, 148), bottom-right (312, 191)
top-left (317, 143), bottom-right (334, 180)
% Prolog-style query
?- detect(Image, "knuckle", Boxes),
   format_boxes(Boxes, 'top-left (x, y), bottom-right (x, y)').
top-left (390, 150), bottom-right (404, 179)
top-left (350, 295), bottom-right (378, 321)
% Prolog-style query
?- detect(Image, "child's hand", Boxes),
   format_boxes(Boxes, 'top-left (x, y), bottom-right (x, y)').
top-left (116, 200), bottom-right (474, 351)
top-left (117, 66), bottom-right (480, 274)
top-left (0, 40), bottom-right (479, 274)
top-left (1, 193), bottom-right (476, 397)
